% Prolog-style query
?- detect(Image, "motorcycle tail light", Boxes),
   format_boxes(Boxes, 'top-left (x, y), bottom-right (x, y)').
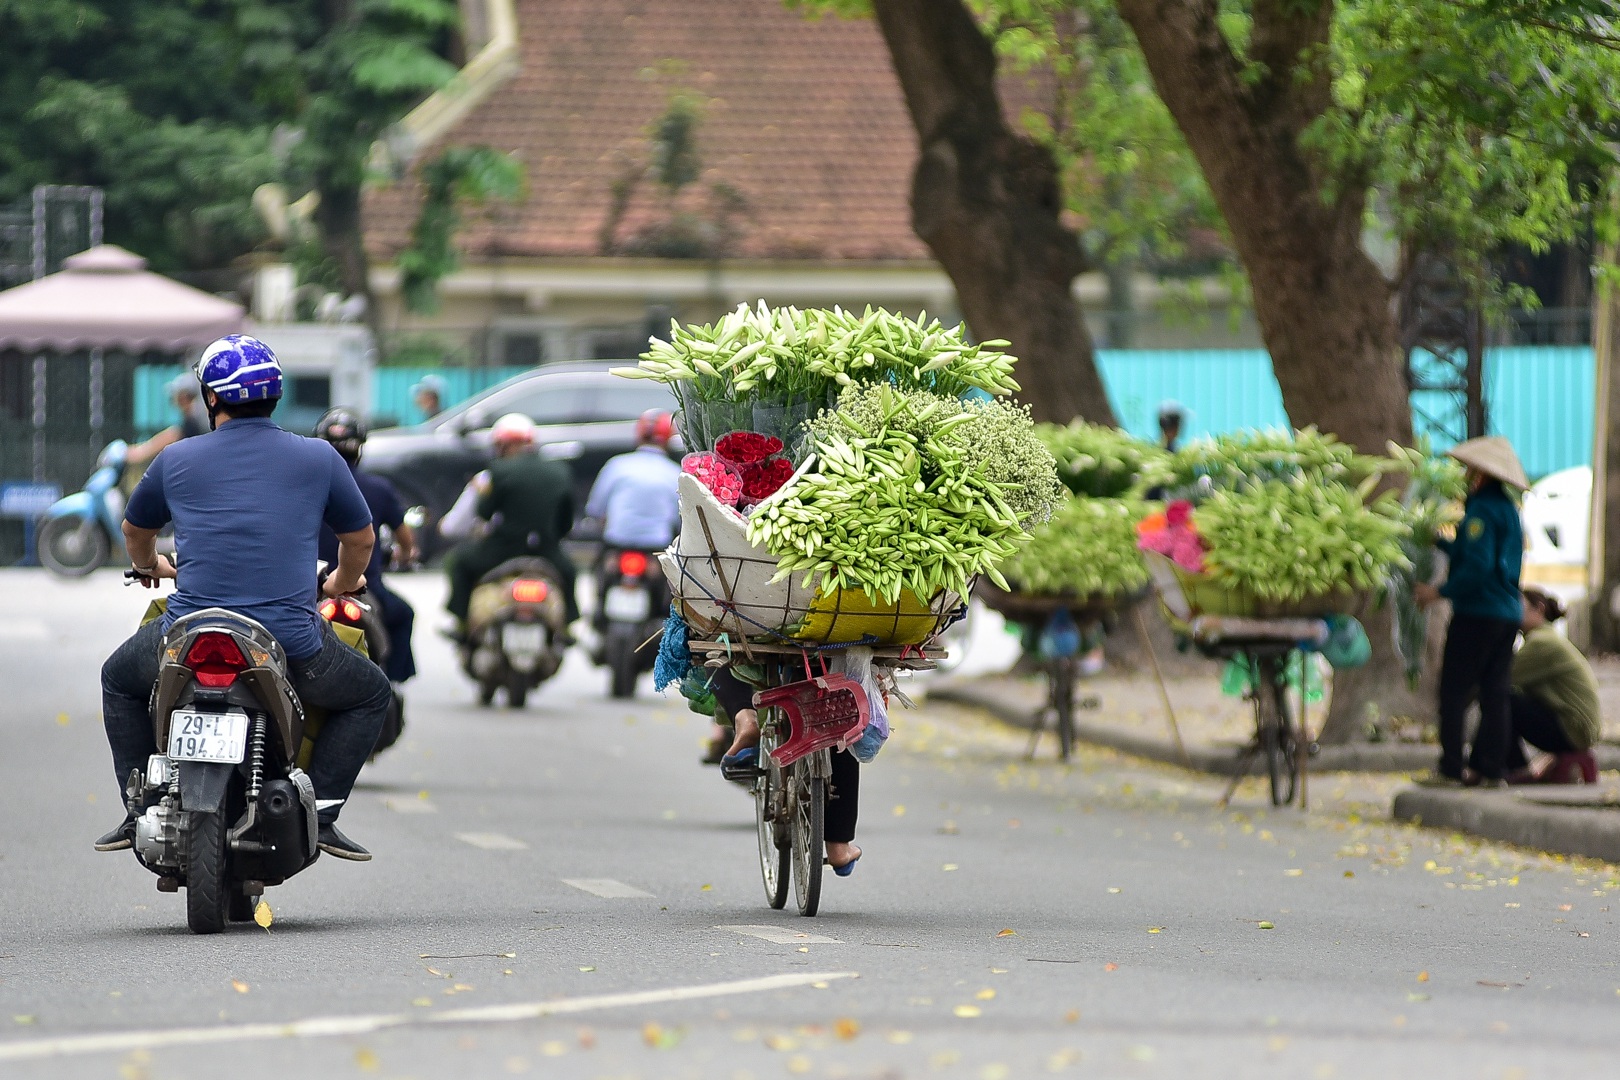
top-left (617, 550), bottom-right (649, 578)
top-left (185, 632), bottom-right (247, 688)
top-left (318, 599), bottom-right (338, 621)
top-left (511, 578), bottom-right (549, 604)
top-left (341, 599), bottom-right (363, 622)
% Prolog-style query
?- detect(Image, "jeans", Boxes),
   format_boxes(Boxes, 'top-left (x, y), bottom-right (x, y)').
top-left (371, 581), bottom-right (417, 683)
top-left (1505, 691), bottom-right (1579, 770)
top-left (1436, 613), bottom-right (1520, 780)
top-left (102, 618), bottom-right (391, 824)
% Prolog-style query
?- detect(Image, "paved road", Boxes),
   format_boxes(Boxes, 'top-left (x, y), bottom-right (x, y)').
top-left (1, 567), bottom-right (1616, 1079)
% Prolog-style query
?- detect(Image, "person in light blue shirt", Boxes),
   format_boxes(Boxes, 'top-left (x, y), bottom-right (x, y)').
top-left (584, 411), bottom-right (681, 550)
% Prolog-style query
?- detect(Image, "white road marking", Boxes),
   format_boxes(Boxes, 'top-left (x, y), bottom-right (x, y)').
top-left (383, 798), bottom-right (437, 814)
top-left (455, 832), bottom-right (527, 850)
top-left (0, 971), bottom-right (859, 1062)
top-left (562, 878), bottom-right (655, 898)
top-left (718, 925), bottom-right (843, 945)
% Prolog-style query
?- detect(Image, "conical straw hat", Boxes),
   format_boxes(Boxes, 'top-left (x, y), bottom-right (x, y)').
top-left (1447, 436), bottom-right (1529, 490)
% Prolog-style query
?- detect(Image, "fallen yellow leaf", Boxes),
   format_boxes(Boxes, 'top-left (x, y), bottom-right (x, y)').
top-left (833, 1017), bottom-right (860, 1040)
top-left (786, 1056), bottom-right (813, 1075)
top-left (1147, 927), bottom-right (1163, 934)
top-left (1284, 869), bottom-right (1303, 877)
top-left (411, 998), bottom-right (433, 1007)
top-left (885, 1030), bottom-right (914, 1045)
top-left (942, 864), bottom-right (959, 872)
top-left (975, 988), bottom-right (996, 1000)
top-left (12, 1016), bottom-right (35, 1025)
top-left (1064, 1009), bottom-right (1080, 1023)
top-left (354, 1048), bottom-right (379, 1072)
top-left (231, 980), bottom-right (249, 994)
top-left (1104, 962), bottom-right (1118, 972)
top-left (996, 928), bottom-right (1017, 937)
top-left (578, 966), bottom-right (595, 972)
top-left (701, 884), bottom-right (713, 891)
top-left (1257, 921), bottom-right (1275, 930)
top-left (953, 1004), bottom-right (982, 1018)
top-left (892, 804), bottom-right (907, 816)
top-left (764, 1034), bottom-right (799, 1052)
top-left (253, 901), bottom-right (273, 930)
top-left (56, 713), bottom-right (69, 726)
top-left (540, 1041), bottom-right (566, 1057)
top-left (1417, 971), bottom-right (1430, 983)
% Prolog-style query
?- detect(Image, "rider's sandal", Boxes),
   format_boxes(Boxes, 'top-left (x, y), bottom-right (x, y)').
top-left (829, 854), bottom-right (860, 878)
top-left (719, 746), bottom-right (760, 782)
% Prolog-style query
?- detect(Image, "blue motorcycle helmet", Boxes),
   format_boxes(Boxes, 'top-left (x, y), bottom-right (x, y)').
top-left (194, 334), bottom-right (284, 405)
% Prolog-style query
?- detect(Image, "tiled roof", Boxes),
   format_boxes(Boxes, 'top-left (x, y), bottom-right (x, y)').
top-left (364, 0), bottom-right (930, 263)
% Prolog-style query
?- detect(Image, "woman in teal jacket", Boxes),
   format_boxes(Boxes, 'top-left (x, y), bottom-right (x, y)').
top-left (1414, 437), bottom-right (1528, 786)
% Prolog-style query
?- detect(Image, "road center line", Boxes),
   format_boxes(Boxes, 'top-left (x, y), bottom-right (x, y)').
top-left (0, 971), bottom-right (859, 1062)
top-left (561, 878), bottom-right (654, 898)
top-left (717, 925), bottom-right (843, 945)
top-left (455, 832), bottom-right (527, 850)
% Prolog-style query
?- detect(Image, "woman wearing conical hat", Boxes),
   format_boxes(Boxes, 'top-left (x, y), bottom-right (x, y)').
top-left (1413, 436), bottom-right (1528, 787)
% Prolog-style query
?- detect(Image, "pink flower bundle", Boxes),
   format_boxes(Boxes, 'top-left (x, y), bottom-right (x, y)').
top-left (682, 452), bottom-right (743, 507)
top-left (1136, 500), bottom-right (1208, 573)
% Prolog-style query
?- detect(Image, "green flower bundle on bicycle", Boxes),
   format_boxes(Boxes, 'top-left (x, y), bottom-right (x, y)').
top-left (614, 304), bottom-right (1061, 648)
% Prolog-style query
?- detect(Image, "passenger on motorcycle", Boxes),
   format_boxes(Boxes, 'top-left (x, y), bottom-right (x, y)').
top-left (582, 410), bottom-right (680, 553)
top-left (314, 407), bottom-right (418, 684)
top-left (444, 413), bottom-right (579, 638)
top-left (97, 335), bottom-right (392, 861)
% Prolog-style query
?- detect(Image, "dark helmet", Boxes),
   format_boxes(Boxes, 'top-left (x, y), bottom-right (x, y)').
top-left (315, 406), bottom-right (368, 463)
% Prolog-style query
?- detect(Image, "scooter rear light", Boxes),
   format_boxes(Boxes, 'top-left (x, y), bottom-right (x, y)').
top-left (617, 550), bottom-right (649, 578)
top-left (341, 599), bottom-right (363, 622)
top-left (318, 599), bottom-right (338, 621)
top-left (185, 632), bottom-right (248, 688)
top-left (511, 578), bottom-right (549, 604)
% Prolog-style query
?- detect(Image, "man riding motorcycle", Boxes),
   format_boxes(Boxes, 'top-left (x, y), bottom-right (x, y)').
top-left (314, 407), bottom-right (418, 684)
top-left (583, 409), bottom-right (681, 557)
top-left (444, 413), bottom-right (579, 639)
top-left (96, 335), bottom-right (391, 862)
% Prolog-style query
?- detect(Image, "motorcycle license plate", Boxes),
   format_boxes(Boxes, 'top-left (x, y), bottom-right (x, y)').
top-left (603, 585), bottom-right (651, 623)
top-left (502, 622), bottom-right (547, 655)
top-left (167, 710), bottom-right (249, 763)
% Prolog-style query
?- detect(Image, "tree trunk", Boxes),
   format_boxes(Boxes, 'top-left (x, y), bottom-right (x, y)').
top-left (870, 0), bottom-right (1117, 426)
top-left (1587, 222), bottom-right (1620, 654)
top-left (1114, 0), bottom-right (1412, 453)
top-left (1115, 0), bottom-right (1418, 739)
top-left (314, 180), bottom-right (384, 350)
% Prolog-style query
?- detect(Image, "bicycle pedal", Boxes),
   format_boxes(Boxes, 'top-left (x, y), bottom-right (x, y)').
top-left (720, 763), bottom-right (763, 783)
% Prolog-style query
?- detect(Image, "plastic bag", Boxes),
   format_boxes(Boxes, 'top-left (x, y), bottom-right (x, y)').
top-left (837, 646), bottom-right (890, 763)
top-left (652, 607), bottom-right (691, 692)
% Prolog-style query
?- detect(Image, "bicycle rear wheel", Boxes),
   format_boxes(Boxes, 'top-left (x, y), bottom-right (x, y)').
top-left (790, 757), bottom-right (826, 917)
top-left (756, 719), bottom-right (790, 910)
top-left (1257, 656), bottom-right (1298, 806)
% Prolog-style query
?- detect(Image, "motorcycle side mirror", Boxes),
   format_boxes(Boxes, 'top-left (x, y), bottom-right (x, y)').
top-left (403, 506), bottom-right (427, 530)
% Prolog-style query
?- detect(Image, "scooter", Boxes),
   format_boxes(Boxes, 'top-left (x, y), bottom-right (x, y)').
top-left (593, 548), bottom-right (668, 699)
top-left (121, 579), bottom-right (323, 934)
top-left (37, 440), bottom-right (129, 576)
top-left (461, 558), bottom-right (570, 708)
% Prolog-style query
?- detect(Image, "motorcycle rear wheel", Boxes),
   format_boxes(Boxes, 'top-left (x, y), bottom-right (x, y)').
top-left (37, 516), bottom-right (109, 577)
top-left (185, 811), bottom-right (230, 935)
top-left (605, 627), bottom-right (638, 699)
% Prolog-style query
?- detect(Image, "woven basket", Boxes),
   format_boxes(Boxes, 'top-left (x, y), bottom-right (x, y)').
top-left (1143, 550), bottom-right (1363, 623)
top-left (661, 472), bottom-right (960, 646)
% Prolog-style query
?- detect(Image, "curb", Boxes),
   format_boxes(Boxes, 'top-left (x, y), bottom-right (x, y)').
top-left (927, 679), bottom-right (1437, 775)
top-left (1392, 786), bottom-right (1620, 862)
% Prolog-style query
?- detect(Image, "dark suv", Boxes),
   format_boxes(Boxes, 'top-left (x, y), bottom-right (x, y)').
top-left (361, 362), bottom-right (678, 557)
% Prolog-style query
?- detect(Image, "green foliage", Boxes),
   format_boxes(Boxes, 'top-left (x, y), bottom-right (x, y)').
top-left (1002, 493), bottom-right (1153, 597)
top-left (398, 145), bottom-right (525, 314)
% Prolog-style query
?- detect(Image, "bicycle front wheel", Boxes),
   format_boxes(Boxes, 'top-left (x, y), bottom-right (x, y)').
top-left (1258, 657), bottom-right (1298, 806)
top-left (790, 758), bottom-right (825, 917)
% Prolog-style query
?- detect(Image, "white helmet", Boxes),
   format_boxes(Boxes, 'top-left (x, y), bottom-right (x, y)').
top-left (491, 413), bottom-right (536, 447)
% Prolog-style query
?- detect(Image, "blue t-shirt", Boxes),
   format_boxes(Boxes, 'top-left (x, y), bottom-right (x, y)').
top-left (126, 417), bottom-right (373, 659)
top-left (318, 466), bottom-right (405, 586)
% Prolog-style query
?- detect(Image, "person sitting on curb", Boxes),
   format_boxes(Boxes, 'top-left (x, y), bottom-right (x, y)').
top-left (1507, 588), bottom-right (1601, 785)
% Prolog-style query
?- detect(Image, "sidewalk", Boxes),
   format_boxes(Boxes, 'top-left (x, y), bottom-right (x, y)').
top-left (1393, 784), bottom-right (1620, 863)
top-left (926, 671), bottom-right (1437, 775)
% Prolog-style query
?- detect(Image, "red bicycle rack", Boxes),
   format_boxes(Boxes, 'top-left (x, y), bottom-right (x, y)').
top-left (754, 673), bottom-right (870, 769)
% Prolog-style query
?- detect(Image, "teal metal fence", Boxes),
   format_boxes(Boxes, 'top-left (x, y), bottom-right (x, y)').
top-left (135, 348), bottom-right (1596, 479)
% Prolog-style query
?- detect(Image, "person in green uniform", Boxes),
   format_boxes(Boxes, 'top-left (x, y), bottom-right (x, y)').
top-left (444, 413), bottom-right (578, 637)
top-left (1507, 588), bottom-right (1601, 784)
top-left (1413, 436), bottom-right (1527, 787)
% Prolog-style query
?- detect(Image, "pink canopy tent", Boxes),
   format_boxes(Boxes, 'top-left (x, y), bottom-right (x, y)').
top-left (0, 244), bottom-right (243, 352)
